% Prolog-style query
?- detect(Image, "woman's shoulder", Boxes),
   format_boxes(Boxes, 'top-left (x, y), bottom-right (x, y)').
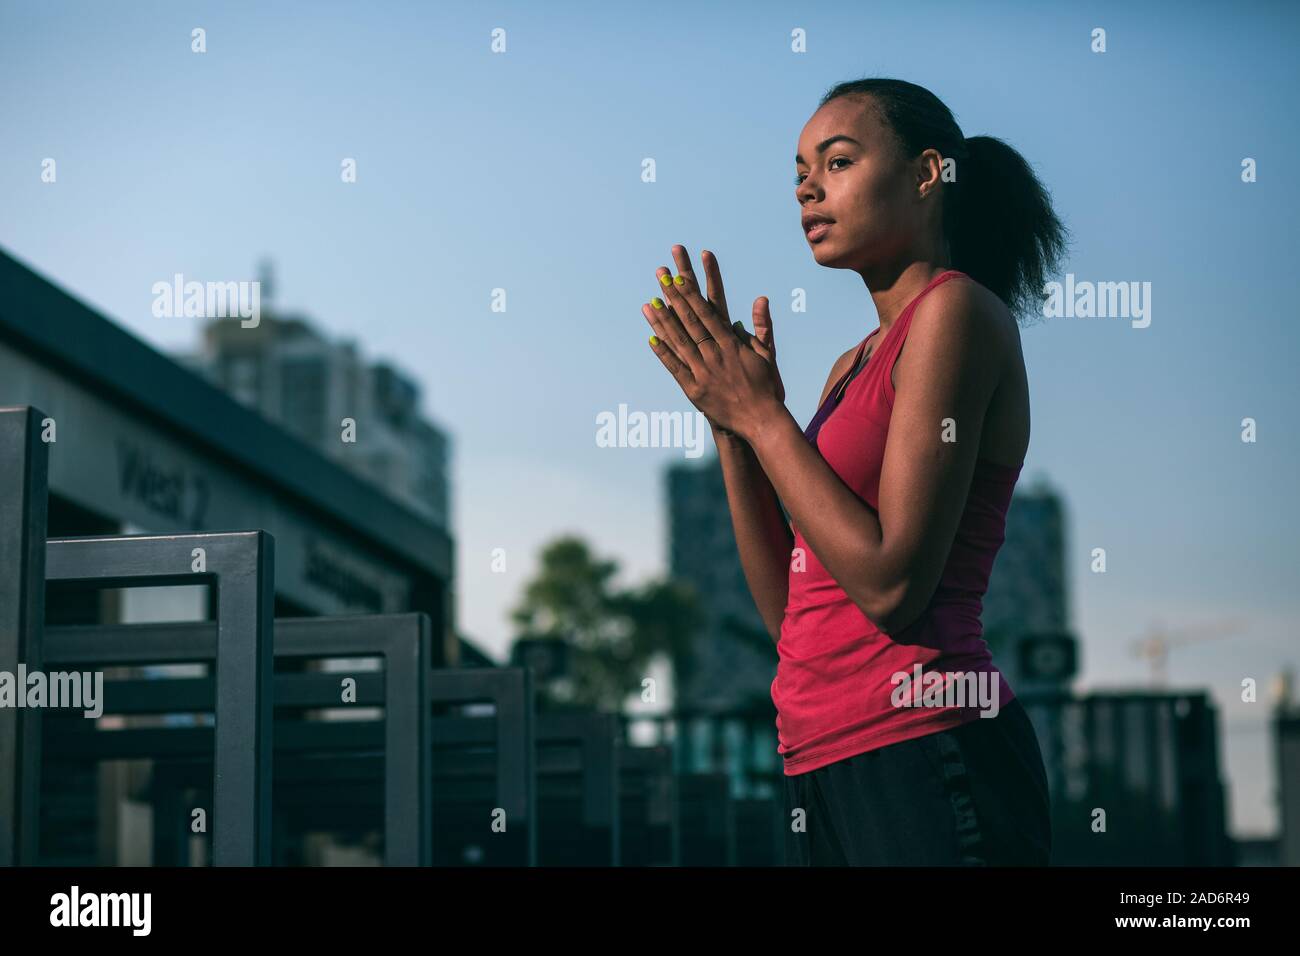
top-left (899, 273), bottom-right (1016, 387)
top-left (928, 272), bottom-right (1010, 321)
top-left (912, 272), bottom-right (1016, 349)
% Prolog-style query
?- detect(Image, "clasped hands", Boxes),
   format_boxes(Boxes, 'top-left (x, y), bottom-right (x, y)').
top-left (640, 245), bottom-right (787, 443)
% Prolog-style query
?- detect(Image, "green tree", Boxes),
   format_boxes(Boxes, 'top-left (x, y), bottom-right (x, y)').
top-left (509, 536), bottom-right (703, 712)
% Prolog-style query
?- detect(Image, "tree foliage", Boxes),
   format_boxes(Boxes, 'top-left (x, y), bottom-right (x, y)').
top-left (509, 535), bottom-right (703, 712)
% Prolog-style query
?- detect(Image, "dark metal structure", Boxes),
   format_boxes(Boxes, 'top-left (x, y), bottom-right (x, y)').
top-left (3, 407), bottom-right (700, 868)
top-left (427, 668), bottom-right (537, 866)
top-left (44, 532), bottom-right (275, 865)
top-left (42, 614), bottom-right (434, 865)
top-left (0, 406), bottom-right (48, 866)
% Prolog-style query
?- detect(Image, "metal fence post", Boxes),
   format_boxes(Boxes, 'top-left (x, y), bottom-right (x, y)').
top-left (45, 531), bottom-right (274, 865)
top-left (0, 406), bottom-right (49, 866)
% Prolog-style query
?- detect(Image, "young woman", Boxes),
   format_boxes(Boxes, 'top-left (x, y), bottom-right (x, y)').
top-left (640, 78), bottom-right (1067, 865)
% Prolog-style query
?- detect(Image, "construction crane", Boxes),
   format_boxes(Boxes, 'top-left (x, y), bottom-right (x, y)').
top-left (1129, 618), bottom-right (1245, 687)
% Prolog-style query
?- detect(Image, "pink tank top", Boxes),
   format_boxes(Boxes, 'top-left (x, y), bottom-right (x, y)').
top-left (772, 269), bottom-right (1022, 775)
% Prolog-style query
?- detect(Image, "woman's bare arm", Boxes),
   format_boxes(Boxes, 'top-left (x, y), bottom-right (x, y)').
top-left (712, 346), bottom-right (857, 643)
top-left (713, 426), bottom-right (794, 643)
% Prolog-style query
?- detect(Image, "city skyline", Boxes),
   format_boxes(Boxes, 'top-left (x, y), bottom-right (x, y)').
top-left (3, 0), bottom-right (1297, 839)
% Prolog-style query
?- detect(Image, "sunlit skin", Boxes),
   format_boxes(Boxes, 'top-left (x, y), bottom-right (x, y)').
top-left (641, 94), bottom-right (1028, 637)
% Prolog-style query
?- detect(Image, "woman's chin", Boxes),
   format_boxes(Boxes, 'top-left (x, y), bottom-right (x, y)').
top-left (811, 241), bottom-right (845, 267)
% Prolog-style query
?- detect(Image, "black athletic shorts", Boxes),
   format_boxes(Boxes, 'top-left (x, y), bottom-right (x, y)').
top-left (782, 697), bottom-right (1052, 866)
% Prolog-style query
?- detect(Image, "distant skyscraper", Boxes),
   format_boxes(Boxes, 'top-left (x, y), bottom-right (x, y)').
top-left (177, 284), bottom-right (451, 528)
top-left (1274, 669), bottom-right (1300, 866)
top-left (667, 454), bottom-right (777, 714)
top-left (983, 475), bottom-right (1075, 692)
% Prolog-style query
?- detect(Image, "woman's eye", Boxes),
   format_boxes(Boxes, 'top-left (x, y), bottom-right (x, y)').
top-left (794, 157), bottom-right (851, 185)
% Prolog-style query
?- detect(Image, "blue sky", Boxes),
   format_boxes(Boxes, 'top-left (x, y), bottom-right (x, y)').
top-left (3, 0), bottom-right (1297, 836)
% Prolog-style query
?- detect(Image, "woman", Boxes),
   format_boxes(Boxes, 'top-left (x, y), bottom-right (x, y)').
top-left (640, 78), bottom-right (1067, 865)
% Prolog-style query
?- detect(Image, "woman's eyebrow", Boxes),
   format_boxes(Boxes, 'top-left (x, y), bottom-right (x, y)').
top-left (795, 134), bottom-right (863, 165)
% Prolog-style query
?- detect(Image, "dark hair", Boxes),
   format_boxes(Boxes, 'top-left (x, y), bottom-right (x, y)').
top-left (818, 77), bottom-right (1068, 323)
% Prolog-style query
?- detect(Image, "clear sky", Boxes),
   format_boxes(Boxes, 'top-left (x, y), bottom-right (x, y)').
top-left (3, 0), bottom-right (1297, 837)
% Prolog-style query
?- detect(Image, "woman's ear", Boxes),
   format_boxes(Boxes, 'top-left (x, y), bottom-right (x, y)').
top-left (916, 147), bottom-right (944, 199)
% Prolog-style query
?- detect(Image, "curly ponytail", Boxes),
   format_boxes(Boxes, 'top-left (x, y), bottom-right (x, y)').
top-left (818, 78), bottom-right (1069, 323)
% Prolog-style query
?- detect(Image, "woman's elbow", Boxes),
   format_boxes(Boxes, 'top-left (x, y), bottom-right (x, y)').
top-left (855, 579), bottom-right (913, 636)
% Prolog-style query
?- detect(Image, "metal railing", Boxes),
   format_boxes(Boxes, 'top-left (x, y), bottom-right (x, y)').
top-left (0, 405), bottom-right (709, 867)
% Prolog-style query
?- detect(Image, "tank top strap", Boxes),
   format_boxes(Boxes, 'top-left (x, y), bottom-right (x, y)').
top-left (875, 269), bottom-right (967, 364)
top-left (836, 335), bottom-right (872, 393)
top-left (811, 269), bottom-right (969, 435)
top-left (866, 269), bottom-right (967, 408)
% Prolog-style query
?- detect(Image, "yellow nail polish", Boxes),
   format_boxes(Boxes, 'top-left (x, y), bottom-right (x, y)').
top-left (673, 274), bottom-right (685, 286)
top-left (651, 297), bottom-right (664, 309)
top-left (649, 334), bottom-right (659, 346)
top-left (659, 274), bottom-right (671, 287)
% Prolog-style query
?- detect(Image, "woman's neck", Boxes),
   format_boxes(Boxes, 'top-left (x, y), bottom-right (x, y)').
top-left (861, 259), bottom-right (951, 333)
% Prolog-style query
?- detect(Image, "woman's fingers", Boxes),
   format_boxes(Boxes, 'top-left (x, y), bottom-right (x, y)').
top-left (666, 246), bottom-right (715, 348)
top-left (644, 246), bottom-right (746, 376)
top-left (670, 244), bottom-right (698, 289)
top-left (647, 278), bottom-right (707, 369)
top-left (700, 248), bottom-right (731, 321)
top-left (652, 268), bottom-right (710, 362)
top-left (647, 333), bottom-right (695, 388)
top-left (641, 300), bottom-right (673, 349)
top-left (752, 296), bottom-right (776, 353)
top-left (642, 297), bottom-right (698, 363)
top-left (734, 321), bottom-right (781, 405)
top-left (734, 322), bottom-right (773, 361)
top-left (660, 256), bottom-right (735, 356)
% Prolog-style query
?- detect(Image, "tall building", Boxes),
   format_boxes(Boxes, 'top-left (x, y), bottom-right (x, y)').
top-left (1, 247), bottom-right (457, 627)
top-left (1274, 669), bottom-right (1300, 866)
top-left (666, 454), bottom-right (777, 715)
top-left (178, 292), bottom-right (451, 529)
top-left (983, 475), bottom-right (1077, 693)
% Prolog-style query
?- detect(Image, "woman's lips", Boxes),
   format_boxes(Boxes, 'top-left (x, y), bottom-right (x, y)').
top-left (807, 222), bottom-right (832, 242)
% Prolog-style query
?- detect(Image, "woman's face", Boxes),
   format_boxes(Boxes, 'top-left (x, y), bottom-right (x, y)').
top-left (795, 96), bottom-right (923, 271)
